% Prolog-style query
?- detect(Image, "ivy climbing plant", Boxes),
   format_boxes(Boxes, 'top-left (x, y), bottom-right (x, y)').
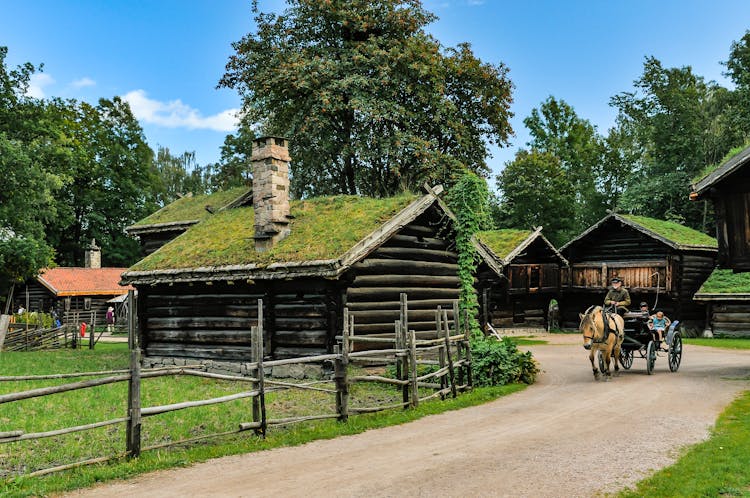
top-left (445, 172), bottom-right (492, 341)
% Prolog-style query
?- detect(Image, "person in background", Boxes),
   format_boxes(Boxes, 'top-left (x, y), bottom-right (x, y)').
top-left (106, 306), bottom-right (115, 333)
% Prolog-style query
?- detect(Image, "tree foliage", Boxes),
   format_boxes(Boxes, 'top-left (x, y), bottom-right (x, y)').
top-left (495, 150), bottom-right (576, 245)
top-left (221, 0), bottom-right (513, 197)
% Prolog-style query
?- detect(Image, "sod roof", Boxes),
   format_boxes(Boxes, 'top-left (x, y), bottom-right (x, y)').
top-left (476, 229), bottom-right (533, 261)
top-left (619, 214), bottom-right (717, 249)
top-left (128, 193), bottom-right (419, 272)
top-left (132, 187), bottom-right (250, 227)
top-left (691, 141), bottom-right (750, 193)
top-left (694, 268), bottom-right (750, 299)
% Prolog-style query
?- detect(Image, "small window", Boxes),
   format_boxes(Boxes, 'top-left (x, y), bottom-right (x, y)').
top-left (529, 266), bottom-right (540, 289)
top-left (64, 297), bottom-right (71, 311)
top-left (84, 298), bottom-right (92, 311)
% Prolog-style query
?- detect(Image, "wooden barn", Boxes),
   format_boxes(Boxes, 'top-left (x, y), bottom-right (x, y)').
top-left (122, 137), bottom-right (476, 367)
top-left (691, 143), bottom-right (750, 270)
top-left (691, 143), bottom-right (750, 336)
top-left (125, 187), bottom-right (252, 256)
top-left (17, 241), bottom-right (132, 318)
top-left (559, 213), bottom-right (718, 334)
top-left (475, 228), bottom-right (567, 329)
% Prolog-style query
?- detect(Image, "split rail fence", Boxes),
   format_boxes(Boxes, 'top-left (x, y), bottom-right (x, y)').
top-left (0, 292), bottom-right (472, 479)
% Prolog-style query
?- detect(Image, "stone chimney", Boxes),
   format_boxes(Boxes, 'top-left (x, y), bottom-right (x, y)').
top-left (85, 239), bottom-right (101, 269)
top-left (251, 136), bottom-right (291, 252)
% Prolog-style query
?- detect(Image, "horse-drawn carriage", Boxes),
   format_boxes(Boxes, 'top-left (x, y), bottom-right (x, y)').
top-left (617, 311), bottom-right (683, 374)
top-left (581, 304), bottom-right (683, 380)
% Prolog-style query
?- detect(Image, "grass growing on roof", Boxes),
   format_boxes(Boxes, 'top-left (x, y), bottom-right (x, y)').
top-left (476, 229), bottom-right (532, 261)
top-left (131, 193), bottom-right (418, 271)
top-left (697, 268), bottom-right (750, 294)
top-left (620, 214), bottom-right (717, 248)
top-left (133, 187), bottom-right (250, 226)
top-left (692, 140), bottom-right (750, 185)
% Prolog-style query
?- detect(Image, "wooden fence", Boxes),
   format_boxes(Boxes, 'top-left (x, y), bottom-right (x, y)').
top-left (0, 292), bottom-right (472, 478)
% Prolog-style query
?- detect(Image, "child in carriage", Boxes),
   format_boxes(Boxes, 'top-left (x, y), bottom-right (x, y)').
top-left (648, 310), bottom-right (671, 350)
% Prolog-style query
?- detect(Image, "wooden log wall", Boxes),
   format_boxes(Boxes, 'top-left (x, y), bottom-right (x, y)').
top-left (565, 224), bottom-right (669, 262)
top-left (485, 290), bottom-right (551, 329)
top-left (708, 302), bottom-right (750, 337)
top-left (345, 209), bottom-right (459, 340)
top-left (140, 279), bottom-right (338, 362)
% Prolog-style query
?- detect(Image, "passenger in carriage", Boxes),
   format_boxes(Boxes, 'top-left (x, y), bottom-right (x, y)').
top-left (603, 277), bottom-right (631, 316)
top-left (649, 310), bottom-right (671, 350)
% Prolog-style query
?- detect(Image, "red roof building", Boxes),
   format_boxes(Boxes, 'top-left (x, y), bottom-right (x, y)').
top-left (37, 267), bottom-right (132, 297)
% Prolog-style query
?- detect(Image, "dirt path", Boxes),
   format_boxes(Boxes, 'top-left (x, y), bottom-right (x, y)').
top-left (66, 335), bottom-right (750, 497)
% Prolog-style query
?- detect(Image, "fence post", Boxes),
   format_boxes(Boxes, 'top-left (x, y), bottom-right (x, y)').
top-left (442, 309), bottom-right (457, 398)
top-left (251, 325), bottom-right (262, 435)
top-left (334, 344), bottom-right (349, 422)
top-left (409, 329), bottom-right (418, 408)
top-left (254, 325), bottom-right (267, 437)
top-left (126, 347), bottom-right (142, 458)
top-left (89, 311), bottom-right (96, 350)
top-left (453, 301), bottom-right (464, 387)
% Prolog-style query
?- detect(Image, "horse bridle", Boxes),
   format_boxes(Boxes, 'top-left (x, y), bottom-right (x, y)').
top-left (581, 309), bottom-right (610, 344)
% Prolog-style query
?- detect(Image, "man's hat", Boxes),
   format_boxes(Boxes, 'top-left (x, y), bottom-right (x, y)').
top-left (639, 301), bottom-right (648, 307)
top-left (611, 277), bottom-right (622, 283)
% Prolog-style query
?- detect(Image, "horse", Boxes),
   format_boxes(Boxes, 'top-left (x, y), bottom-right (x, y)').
top-left (579, 305), bottom-right (625, 381)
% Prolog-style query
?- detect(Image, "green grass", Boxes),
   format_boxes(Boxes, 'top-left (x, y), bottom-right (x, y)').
top-left (620, 214), bottom-right (717, 248)
top-left (692, 141), bottom-right (750, 186)
top-left (685, 337), bottom-right (750, 349)
top-left (617, 390), bottom-right (750, 497)
top-left (131, 193), bottom-right (418, 271)
top-left (0, 345), bottom-right (525, 496)
top-left (697, 268), bottom-right (750, 294)
top-left (133, 187), bottom-right (250, 226)
top-left (476, 229), bottom-right (533, 261)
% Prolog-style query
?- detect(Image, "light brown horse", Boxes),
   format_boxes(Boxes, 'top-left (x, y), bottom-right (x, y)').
top-left (579, 306), bottom-right (625, 381)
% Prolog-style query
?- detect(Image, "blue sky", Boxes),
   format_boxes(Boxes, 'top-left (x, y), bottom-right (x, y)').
top-left (2, 0), bottom-right (750, 184)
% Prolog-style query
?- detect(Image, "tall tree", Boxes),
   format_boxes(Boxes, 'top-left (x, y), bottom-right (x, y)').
top-left (0, 47), bottom-right (58, 295)
top-left (208, 118), bottom-right (255, 190)
top-left (154, 147), bottom-right (211, 205)
top-left (495, 150), bottom-right (576, 245)
top-left (220, 0), bottom-right (513, 197)
top-left (610, 57), bottom-right (733, 227)
top-left (523, 96), bottom-right (606, 229)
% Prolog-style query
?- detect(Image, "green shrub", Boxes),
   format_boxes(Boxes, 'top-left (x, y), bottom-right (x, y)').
top-left (13, 311), bottom-right (54, 328)
top-left (470, 337), bottom-right (539, 386)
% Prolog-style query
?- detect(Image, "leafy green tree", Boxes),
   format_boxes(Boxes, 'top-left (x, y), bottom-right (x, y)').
top-left (220, 0), bottom-right (513, 197)
top-left (154, 147), bottom-right (211, 205)
top-left (723, 30), bottom-right (750, 142)
top-left (610, 57), bottom-right (735, 227)
top-left (209, 118), bottom-right (255, 190)
top-left (495, 150), bottom-right (576, 245)
top-left (0, 47), bottom-right (58, 295)
top-left (524, 96), bottom-right (606, 229)
top-left (44, 97), bottom-right (159, 266)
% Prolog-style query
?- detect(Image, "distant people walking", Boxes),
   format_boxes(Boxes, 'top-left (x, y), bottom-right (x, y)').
top-left (106, 306), bottom-right (115, 333)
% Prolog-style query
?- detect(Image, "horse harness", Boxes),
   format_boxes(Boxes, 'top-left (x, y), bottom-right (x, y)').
top-left (582, 308), bottom-right (622, 344)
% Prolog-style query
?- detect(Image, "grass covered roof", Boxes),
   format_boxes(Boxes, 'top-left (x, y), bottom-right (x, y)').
top-left (476, 229), bottom-right (533, 261)
top-left (133, 187), bottom-right (250, 227)
top-left (696, 269), bottom-right (750, 295)
top-left (620, 214), bottom-right (717, 249)
top-left (129, 193), bottom-right (418, 272)
top-left (692, 141), bottom-right (750, 186)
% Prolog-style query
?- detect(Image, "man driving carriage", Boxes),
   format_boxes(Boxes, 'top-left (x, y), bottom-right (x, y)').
top-left (603, 277), bottom-right (631, 316)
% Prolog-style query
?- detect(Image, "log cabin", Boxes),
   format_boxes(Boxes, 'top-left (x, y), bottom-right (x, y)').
top-left (559, 213), bottom-right (718, 334)
top-left (691, 142), bottom-right (750, 336)
top-left (125, 187), bottom-right (252, 256)
top-left (17, 240), bottom-right (132, 319)
top-left (475, 228), bottom-right (567, 329)
top-left (122, 137), bottom-right (485, 370)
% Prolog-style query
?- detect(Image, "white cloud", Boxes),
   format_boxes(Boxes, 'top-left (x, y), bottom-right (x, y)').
top-left (71, 77), bottom-right (96, 88)
top-left (122, 89), bottom-right (239, 132)
top-left (26, 73), bottom-right (55, 98)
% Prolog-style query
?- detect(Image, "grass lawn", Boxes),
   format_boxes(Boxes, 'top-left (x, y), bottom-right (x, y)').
top-left (618, 390), bottom-right (750, 497)
top-left (0, 344), bottom-right (525, 497)
top-left (685, 337), bottom-right (750, 350)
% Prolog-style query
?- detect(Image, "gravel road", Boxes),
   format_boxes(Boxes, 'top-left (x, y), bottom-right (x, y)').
top-left (64, 334), bottom-right (750, 497)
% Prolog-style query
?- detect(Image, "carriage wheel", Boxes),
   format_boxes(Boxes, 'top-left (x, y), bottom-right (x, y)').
top-left (598, 350), bottom-right (606, 373)
top-left (646, 341), bottom-right (656, 375)
top-left (669, 333), bottom-right (683, 372)
top-left (619, 349), bottom-right (634, 370)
